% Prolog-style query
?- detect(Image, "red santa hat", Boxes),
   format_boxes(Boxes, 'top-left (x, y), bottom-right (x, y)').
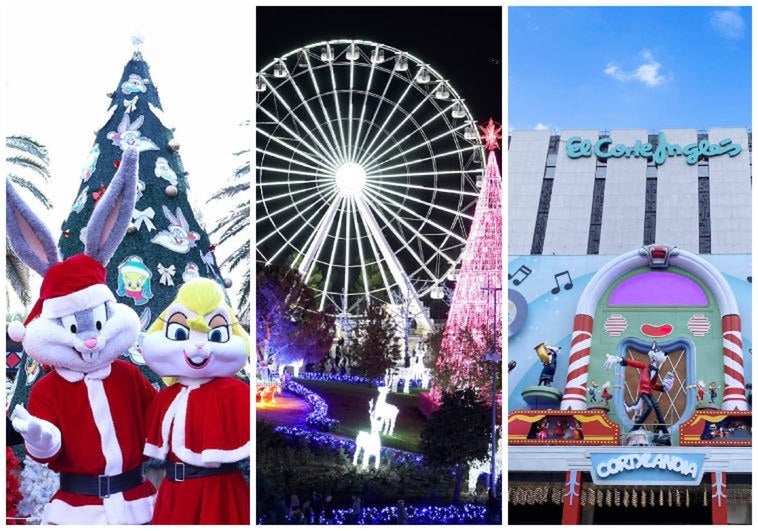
top-left (8, 254), bottom-right (115, 341)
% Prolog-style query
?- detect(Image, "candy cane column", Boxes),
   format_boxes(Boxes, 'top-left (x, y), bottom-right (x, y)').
top-left (721, 314), bottom-right (747, 411)
top-left (560, 314), bottom-right (594, 410)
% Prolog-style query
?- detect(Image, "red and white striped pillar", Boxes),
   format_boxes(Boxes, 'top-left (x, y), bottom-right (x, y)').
top-left (721, 314), bottom-right (747, 411)
top-left (710, 472), bottom-right (728, 524)
top-left (560, 314), bottom-right (594, 410)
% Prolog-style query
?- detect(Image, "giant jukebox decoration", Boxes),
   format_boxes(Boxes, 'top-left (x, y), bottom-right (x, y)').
top-left (508, 245), bottom-right (751, 525)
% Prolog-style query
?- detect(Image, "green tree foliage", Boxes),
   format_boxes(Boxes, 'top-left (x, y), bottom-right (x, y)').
top-left (209, 130), bottom-right (250, 321)
top-left (5, 135), bottom-right (52, 309)
top-left (352, 302), bottom-right (401, 379)
top-left (256, 263), bottom-right (335, 367)
top-left (418, 388), bottom-right (492, 503)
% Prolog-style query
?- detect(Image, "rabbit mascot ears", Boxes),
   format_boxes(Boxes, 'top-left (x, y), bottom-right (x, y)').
top-left (7, 147), bottom-right (140, 342)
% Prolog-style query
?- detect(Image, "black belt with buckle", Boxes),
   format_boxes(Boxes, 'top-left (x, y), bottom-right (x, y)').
top-left (165, 461), bottom-right (239, 482)
top-left (59, 467), bottom-right (144, 498)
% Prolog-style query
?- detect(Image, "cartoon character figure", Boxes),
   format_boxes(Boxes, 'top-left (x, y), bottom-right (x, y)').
top-left (552, 419), bottom-right (566, 439)
top-left (6, 148), bottom-right (157, 524)
top-left (80, 144), bottom-right (100, 182)
top-left (121, 73), bottom-right (148, 94)
top-left (150, 206), bottom-right (200, 254)
top-left (106, 112), bottom-right (159, 152)
top-left (605, 342), bottom-right (674, 446)
top-left (183, 262), bottom-right (200, 282)
top-left (535, 419), bottom-right (549, 440)
top-left (587, 380), bottom-right (598, 403)
top-left (601, 381), bottom-right (613, 404)
top-left (116, 256), bottom-right (154, 305)
top-left (571, 420), bottom-right (584, 440)
top-left (142, 278), bottom-right (250, 524)
top-left (71, 187), bottom-right (89, 213)
top-left (538, 343), bottom-right (561, 386)
top-left (697, 380), bottom-right (706, 402)
top-left (154, 157), bottom-right (178, 185)
top-left (709, 381), bottom-right (719, 404)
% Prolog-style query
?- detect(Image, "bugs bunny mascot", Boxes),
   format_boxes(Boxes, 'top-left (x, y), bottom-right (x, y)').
top-left (7, 147), bottom-right (157, 524)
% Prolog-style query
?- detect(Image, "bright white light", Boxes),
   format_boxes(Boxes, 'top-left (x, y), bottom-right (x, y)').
top-left (335, 163), bottom-right (367, 196)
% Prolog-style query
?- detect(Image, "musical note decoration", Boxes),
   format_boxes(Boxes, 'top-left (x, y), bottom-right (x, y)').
top-left (509, 264), bottom-right (532, 286)
top-left (551, 270), bottom-right (573, 294)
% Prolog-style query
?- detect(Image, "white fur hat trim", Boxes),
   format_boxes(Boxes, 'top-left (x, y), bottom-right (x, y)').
top-left (40, 284), bottom-right (116, 319)
top-left (8, 321), bottom-right (26, 342)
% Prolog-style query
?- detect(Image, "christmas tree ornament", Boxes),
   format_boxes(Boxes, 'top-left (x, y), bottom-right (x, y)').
top-left (154, 157), bottom-right (178, 185)
top-left (150, 206), bottom-right (199, 253)
top-left (164, 184), bottom-right (178, 197)
top-left (116, 255), bottom-right (154, 305)
top-left (92, 183), bottom-right (106, 202)
top-left (168, 138), bottom-right (180, 152)
top-left (80, 144), bottom-right (100, 182)
top-left (127, 224), bottom-right (138, 234)
top-left (132, 206), bottom-right (156, 231)
top-left (224, 278), bottom-right (233, 288)
top-left (157, 263), bottom-right (176, 286)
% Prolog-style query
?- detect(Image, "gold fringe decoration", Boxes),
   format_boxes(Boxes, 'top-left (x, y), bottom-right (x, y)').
top-left (686, 489), bottom-right (690, 507)
top-left (703, 487), bottom-right (708, 507)
top-left (588, 488), bottom-right (596, 507)
top-left (623, 489), bottom-right (629, 508)
top-left (606, 489), bottom-right (612, 506)
top-left (659, 488), bottom-right (664, 506)
top-left (552, 487), bottom-right (563, 505)
top-left (597, 488), bottom-right (604, 507)
top-left (676, 489), bottom-right (681, 507)
top-left (668, 489), bottom-right (672, 507)
top-left (632, 489), bottom-right (638, 508)
top-left (641, 489), bottom-right (646, 508)
top-left (650, 489), bottom-right (655, 507)
top-left (614, 489), bottom-right (621, 507)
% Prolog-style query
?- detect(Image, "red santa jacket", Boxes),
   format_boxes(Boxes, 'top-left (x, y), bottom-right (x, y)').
top-left (622, 358), bottom-right (664, 396)
top-left (25, 360), bottom-right (157, 524)
top-left (144, 376), bottom-right (250, 466)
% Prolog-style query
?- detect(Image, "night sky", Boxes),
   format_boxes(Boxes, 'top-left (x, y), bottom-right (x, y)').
top-left (256, 6), bottom-right (502, 125)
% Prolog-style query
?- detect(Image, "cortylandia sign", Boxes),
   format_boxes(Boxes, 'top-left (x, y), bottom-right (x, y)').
top-left (566, 133), bottom-right (742, 165)
top-left (589, 452), bottom-right (706, 486)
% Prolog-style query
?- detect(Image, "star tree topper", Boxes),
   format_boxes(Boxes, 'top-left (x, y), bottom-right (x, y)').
top-left (479, 118), bottom-right (502, 151)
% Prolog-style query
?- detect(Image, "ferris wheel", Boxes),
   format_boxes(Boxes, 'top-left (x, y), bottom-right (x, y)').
top-left (256, 39), bottom-right (484, 325)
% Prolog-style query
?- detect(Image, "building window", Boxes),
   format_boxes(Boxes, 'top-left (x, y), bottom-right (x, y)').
top-left (530, 178), bottom-right (553, 255)
top-left (698, 176), bottom-right (711, 253)
top-left (643, 177), bottom-right (657, 245)
top-left (586, 175), bottom-right (605, 254)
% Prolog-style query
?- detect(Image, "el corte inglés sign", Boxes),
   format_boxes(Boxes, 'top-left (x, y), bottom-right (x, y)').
top-left (566, 133), bottom-right (742, 165)
top-left (590, 452), bottom-right (706, 485)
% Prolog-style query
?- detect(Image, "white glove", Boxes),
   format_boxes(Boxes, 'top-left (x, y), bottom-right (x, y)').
top-left (662, 371), bottom-right (675, 393)
top-left (10, 404), bottom-right (62, 459)
top-left (604, 354), bottom-right (623, 370)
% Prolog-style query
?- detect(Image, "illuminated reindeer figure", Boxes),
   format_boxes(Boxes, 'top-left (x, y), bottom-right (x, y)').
top-left (353, 399), bottom-right (382, 470)
top-left (374, 385), bottom-right (399, 436)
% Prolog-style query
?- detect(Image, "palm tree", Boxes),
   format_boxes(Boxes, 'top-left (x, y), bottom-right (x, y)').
top-left (209, 124), bottom-right (250, 323)
top-left (6, 135), bottom-right (52, 310)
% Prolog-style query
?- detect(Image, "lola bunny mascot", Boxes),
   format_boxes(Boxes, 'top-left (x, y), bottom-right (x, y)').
top-left (142, 277), bottom-right (250, 524)
top-left (7, 148), bottom-right (157, 524)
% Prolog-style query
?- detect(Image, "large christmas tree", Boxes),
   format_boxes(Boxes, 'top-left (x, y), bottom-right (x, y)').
top-left (56, 44), bottom-right (231, 384)
top-left (434, 119), bottom-right (503, 397)
top-left (8, 43), bottom-right (231, 407)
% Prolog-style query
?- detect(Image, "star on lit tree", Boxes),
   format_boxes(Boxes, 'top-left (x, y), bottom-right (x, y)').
top-left (479, 118), bottom-right (502, 151)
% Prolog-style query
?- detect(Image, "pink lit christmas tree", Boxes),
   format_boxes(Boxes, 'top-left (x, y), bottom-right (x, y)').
top-left (433, 119), bottom-right (502, 398)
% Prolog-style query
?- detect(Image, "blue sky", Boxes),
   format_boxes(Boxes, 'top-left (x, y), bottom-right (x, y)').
top-left (508, 6), bottom-right (751, 132)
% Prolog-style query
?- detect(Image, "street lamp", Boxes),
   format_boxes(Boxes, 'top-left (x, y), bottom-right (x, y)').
top-left (481, 282), bottom-right (501, 497)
